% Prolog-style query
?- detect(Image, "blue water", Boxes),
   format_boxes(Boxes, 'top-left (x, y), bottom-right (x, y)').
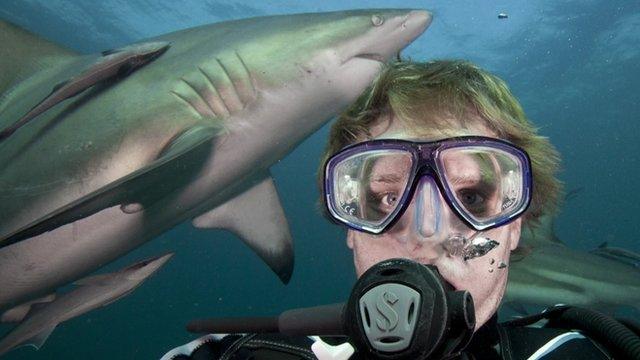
top-left (1, 1), bottom-right (638, 358)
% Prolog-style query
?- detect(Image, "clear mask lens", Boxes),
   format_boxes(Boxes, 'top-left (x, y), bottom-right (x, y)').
top-left (437, 145), bottom-right (526, 228)
top-left (331, 149), bottom-right (413, 232)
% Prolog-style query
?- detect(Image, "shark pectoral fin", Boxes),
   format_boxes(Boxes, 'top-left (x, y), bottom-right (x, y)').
top-left (0, 41), bottom-right (170, 142)
top-left (0, 293), bottom-right (56, 323)
top-left (119, 125), bottom-right (218, 213)
top-left (192, 174), bottom-right (294, 284)
top-left (19, 324), bottom-right (57, 350)
top-left (0, 125), bottom-right (218, 249)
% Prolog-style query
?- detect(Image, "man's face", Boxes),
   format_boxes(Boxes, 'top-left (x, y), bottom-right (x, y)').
top-left (346, 113), bottom-right (522, 330)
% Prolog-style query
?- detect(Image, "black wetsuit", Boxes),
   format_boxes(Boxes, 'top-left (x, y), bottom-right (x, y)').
top-left (161, 315), bottom-right (612, 360)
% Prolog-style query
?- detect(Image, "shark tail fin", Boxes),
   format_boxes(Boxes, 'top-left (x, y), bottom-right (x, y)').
top-left (0, 20), bottom-right (77, 95)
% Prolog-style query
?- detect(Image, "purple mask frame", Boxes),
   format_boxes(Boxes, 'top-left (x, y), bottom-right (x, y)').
top-left (323, 136), bottom-right (533, 234)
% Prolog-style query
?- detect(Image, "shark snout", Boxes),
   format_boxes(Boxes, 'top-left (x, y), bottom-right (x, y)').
top-left (404, 10), bottom-right (433, 41)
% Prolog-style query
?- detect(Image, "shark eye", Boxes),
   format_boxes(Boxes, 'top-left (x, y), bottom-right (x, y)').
top-left (371, 14), bottom-right (384, 26)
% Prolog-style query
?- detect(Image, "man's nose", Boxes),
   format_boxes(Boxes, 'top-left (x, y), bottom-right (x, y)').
top-left (413, 176), bottom-right (441, 239)
top-left (388, 175), bottom-right (448, 247)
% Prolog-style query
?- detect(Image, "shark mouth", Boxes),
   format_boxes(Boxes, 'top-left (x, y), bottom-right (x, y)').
top-left (353, 53), bottom-right (387, 63)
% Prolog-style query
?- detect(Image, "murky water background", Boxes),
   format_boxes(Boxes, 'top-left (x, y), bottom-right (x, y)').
top-left (1, 1), bottom-right (638, 358)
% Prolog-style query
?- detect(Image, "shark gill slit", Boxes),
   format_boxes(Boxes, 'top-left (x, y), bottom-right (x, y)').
top-left (214, 57), bottom-right (243, 111)
top-left (179, 77), bottom-right (217, 118)
top-left (169, 90), bottom-right (204, 119)
top-left (197, 66), bottom-right (230, 117)
top-left (234, 50), bottom-right (258, 101)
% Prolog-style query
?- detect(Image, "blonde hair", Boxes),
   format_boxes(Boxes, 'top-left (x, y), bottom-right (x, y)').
top-left (319, 60), bottom-right (562, 225)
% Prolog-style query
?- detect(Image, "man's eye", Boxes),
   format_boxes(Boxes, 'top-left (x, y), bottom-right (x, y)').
top-left (458, 189), bottom-right (485, 207)
top-left (381, 193), bottom-right (399, 207)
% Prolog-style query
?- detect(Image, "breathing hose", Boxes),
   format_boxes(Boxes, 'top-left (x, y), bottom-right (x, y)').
top-left (545, 306), bottom-right (640, 360)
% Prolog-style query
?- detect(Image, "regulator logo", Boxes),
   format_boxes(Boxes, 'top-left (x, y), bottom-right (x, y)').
top-left (359, 283), bottom-right (421, 352)
top-left (375, 291), bottom-right (399, 331)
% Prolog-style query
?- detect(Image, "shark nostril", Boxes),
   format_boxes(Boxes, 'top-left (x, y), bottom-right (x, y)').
top-left (371, 14), bottom-right (384, 26)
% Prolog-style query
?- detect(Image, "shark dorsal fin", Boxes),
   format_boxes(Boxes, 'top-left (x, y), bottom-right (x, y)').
top-left (0, 20), bottom-right (76, 96)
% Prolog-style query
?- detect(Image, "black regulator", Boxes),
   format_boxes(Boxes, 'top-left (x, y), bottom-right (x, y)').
top-left (344, 258), bottom-right (475, 359)
top-left (187, 258), bottom-right (476, 360)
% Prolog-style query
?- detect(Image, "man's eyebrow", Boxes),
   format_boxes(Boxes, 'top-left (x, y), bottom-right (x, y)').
top-left (449, 173), bottom-right (496, 189)
top-left (448, 173), bottom-right (482, 185)
top-left (370, 173), bottom-right (403, 183)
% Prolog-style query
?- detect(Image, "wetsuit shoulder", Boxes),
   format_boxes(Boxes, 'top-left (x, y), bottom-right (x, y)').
top-left (161, 333), bottom-right (316, 360)
top-left (498, 322), bottom-right (612, 359)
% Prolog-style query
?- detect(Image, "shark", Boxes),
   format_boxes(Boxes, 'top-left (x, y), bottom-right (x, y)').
top-left (0, 253), bottom-right (173, 356)
top-left (504, 214), bottom-right (640, 314)
top-left (0, 41), bottom-right (171, 142)
top-left (0, 10), bottom-right (431, 315)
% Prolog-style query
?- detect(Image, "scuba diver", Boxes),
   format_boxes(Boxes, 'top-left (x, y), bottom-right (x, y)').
top-left (162, 60), bottom-right (640, 359)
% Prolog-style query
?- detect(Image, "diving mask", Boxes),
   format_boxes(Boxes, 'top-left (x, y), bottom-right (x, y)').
top-left (323, 136), bottom-right (532, 235)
